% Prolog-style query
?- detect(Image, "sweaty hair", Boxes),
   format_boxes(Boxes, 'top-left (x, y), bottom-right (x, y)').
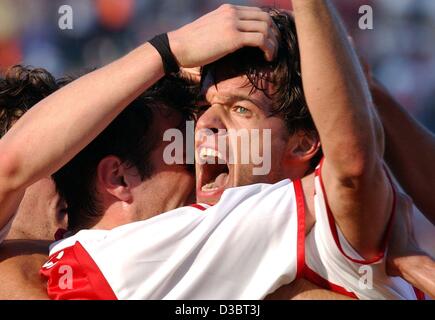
top-left (52, 75), bottom-right (198, 231)
top-left (0, 65), bottom-right (58, 137)
top-left (201, 8), bottom-right (322, 166)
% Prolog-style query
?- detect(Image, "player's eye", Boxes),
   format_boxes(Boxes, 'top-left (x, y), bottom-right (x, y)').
top-left (233, 105), bottom-right (252, 117)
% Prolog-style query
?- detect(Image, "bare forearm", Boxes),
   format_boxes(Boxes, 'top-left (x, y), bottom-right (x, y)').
top-left (293, 0), bottom-right (379, 176)
top-left (394, 255), bottom-right (435, 299)
top-left (0, 43), bottom-right (163, 228)
top-left (0, 43), bottom-right (163, 193)
top-left (373, 87), bottom-right (435, 225)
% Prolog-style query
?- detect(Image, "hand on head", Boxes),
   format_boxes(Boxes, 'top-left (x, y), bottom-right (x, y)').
top-left (168, 4), bottom-right (279, 68)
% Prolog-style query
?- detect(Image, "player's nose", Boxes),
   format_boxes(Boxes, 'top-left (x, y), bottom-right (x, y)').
top-left (196, 105), bottom-right (226, 133)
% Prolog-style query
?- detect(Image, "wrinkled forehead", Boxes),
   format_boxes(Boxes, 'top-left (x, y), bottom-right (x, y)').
top-left (200, 68), bottom-right (275, 110)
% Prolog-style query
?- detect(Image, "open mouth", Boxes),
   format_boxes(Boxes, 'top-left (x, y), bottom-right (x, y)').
top-left (197, 147), bottom-right (231, 199)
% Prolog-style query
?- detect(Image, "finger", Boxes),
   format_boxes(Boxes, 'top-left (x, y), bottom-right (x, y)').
top-left (237, 10), bottom-right (272, 24)
top-left (237, 20), bottom-right (279, 60)
top-left (237, 20), bottom-right (269, 34)
top-left (233, 5), bottom-right (263, 12)
top-left (241, 32), bottom-right (276, 62)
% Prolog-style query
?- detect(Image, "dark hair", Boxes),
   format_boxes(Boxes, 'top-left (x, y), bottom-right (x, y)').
top-left (53, 75), bottom-right (198, 231)
top-left (201, 8), bottom-right (322, 166)
top-left (0, 65), bottom-right (58, 137)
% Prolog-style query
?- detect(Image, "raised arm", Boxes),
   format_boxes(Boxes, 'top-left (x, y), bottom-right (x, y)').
top-left (0, 4), bottom-right (278, 231)
top-left (370, 78), bottom-right (435, 225)
top-left (292, 0), bottom-right (391, 258)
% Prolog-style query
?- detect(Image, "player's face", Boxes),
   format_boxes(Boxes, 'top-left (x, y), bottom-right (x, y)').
top-left (195, 74), bottom-right (291, 205)
top-left (132, 106), bottom-right (195, 218)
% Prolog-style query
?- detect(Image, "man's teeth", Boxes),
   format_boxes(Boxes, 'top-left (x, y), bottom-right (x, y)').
top-left (199, 148), bottom-right (225, 163)
top-left (201, 182), bottom-right (219, 191)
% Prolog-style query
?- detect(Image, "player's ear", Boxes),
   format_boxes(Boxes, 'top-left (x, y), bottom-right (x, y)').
top-left (97, 156), bottom-right (133, 203)
top-left (286, 130), bottom-right (320, 163)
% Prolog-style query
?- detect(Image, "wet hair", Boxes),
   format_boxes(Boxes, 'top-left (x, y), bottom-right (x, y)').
top-left (0, 65), bottom-right (58, 137)
top-left (52, 74), bottom-right (198, 231)
top-left (201, 8), bottom-right (322, 167)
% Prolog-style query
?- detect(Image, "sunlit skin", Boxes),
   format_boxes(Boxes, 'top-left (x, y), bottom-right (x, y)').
top-left (0, 107), bottom-right (196, 300)
top-left (195, 73), bottom-right (317, 205)
top-left (7, 178), bottom-right (67, 241)
top-left (129, 106), bottom-right (196, 218)
top-left (92, 106), bottom-right (196, 230)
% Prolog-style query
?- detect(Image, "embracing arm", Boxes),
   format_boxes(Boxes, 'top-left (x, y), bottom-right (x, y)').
top-left (0, 4), bottom-right (278, 231)
top-left (292, 0), bottom-right (391, 258)
top-left (390, 255), bottom-right (435, 299)
top-left (371, 79), bottom-right (435, 225)
top-left (386, 193), bottom-right (435, 299)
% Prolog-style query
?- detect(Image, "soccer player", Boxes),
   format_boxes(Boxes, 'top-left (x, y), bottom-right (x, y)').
top-left (1, 5), bottom-right (294, 299)
top-left (195, 2), bottom-right (429, 299)
top-left (0, 67), bottom-right (201, 299)
top-left (0, 3), bottom-right (429, 299)
top-left (48, 2), bottom-right (429, 299)
top-left (0, 68), bottom-right (339, 300)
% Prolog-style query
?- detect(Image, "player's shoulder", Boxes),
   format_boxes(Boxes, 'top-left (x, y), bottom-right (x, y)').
top-left (219, 178), bottom-right (294, 202)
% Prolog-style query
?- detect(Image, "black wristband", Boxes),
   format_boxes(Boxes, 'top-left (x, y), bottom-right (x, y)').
top-left (149, 33), bottom-right (180, 75)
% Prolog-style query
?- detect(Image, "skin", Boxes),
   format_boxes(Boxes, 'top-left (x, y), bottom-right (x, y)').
top-left (0, 3), bottom-right (412, 300)
top-left (0, 5), bottom-right (286, 300)
top-left (385, 192), bottom-right (435, 299)
top-left (292, 0), bottom-right (390, 259)
top-left (196, 75), bottom-right (318, 205)
top-left (90, 105), bottom-right (195, 231)
top-left (370, 77), bottom-right (435, 226)
top-left (197, 0), bottom-right (388, 262)
top-left (0, 4), bottom-right (278, 233)
top-left (194, 1), bottom-right (417, 299)
top-left (7, 178), bottom-right (67, 241)
top-left (266, 278), bottom-right (353, 300)
top-left (0, 178), bottom-right (66, 299)
top-left (361, 63), bottom-right (435, 297)
top-left (0, 240), bottom-right (50, 299)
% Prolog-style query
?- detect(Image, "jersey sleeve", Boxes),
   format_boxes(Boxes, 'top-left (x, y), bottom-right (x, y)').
top-left (40, 242), bottom-right (117, 300)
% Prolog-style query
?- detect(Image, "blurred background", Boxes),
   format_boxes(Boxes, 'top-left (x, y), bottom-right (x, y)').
top-left (0, 0), bottom-right (434, 131)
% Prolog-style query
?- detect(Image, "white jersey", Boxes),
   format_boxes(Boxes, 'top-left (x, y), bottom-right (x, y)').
top-left (37, 164), bottom-right (428, 300)
top-left (303, 160), bottom-right (425, 300)
top-left (40, 179), bottom-right (306, 300)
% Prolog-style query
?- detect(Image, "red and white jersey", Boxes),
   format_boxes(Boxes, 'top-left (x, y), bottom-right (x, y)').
top-left (40, 179), bottom-right (306, 300)
top-left (303, 160), bottom-right (425, 300)
top-left (37, 162), bottom-right (429, 300)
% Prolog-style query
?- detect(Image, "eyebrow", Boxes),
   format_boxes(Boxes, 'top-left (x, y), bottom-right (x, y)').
top-left (212, 93), bottom-right (263, 107)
